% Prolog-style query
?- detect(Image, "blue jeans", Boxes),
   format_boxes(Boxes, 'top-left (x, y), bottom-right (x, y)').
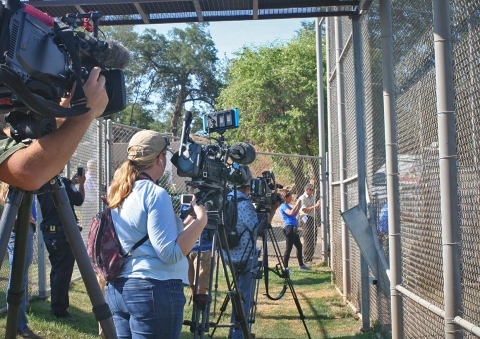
top-left (230, 257), bottom-right (258, 339)
top-left (7, 226), bottom-right (35, 334)
top-left (42, 231), bottom-right (75, 315)
top-left (106, 278), bottom-right (186, 339)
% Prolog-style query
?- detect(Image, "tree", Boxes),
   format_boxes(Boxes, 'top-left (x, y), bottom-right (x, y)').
top-left (216, 21), bottom-right (319, 156)
top-left (135, 23), bottom-right (222, 136)
top-left (216, 21), bottom-right (321, 191)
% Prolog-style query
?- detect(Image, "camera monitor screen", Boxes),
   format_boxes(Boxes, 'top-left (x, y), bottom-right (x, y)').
top-left (202, 108), bottom-right (239, 133)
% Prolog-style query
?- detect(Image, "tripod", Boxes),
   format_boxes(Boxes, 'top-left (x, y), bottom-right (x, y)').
top-left (0, 175), bottom-right (117, 339)
top-left (185, 210), bottom-right (251, 339)
top-left (255, 209), bottom-right (312, 339)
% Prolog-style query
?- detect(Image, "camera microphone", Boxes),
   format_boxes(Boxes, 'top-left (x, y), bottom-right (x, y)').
top-left (93, 40), bottom-right (131, 70)
top-left (229, 142), bottom-right (256, 165)
top-left (179, 111), bottom-right (193, 155)
top-left (78, 32), bottom-right (131, 70)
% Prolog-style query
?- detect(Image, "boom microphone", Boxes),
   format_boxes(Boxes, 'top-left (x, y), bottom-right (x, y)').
top-left (93, 40), bottom-right (131, 70)
top-left (179, 111), bottom-right (193, 155)
top-left (78, 32), bottom-right (131, 70)
top-left (229, 142), bottom-right (256, 165)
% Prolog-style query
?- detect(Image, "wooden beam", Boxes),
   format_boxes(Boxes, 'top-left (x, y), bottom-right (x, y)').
top-left (24, 0), bottom-right (189, 6)
top-left (134, 2), bottom-right (150, 24)
top-left (253, 0), bottom-right (258, 19)
top-left (192, 0), bottom-right (203, 22)
top-left (74, 5), bottom-right (85, 13)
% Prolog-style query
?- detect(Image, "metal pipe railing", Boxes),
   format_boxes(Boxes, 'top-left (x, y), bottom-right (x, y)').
top-left (432, 0), bottom-right (463, 337)
top-left (379, 0), bottom-right (403, 337)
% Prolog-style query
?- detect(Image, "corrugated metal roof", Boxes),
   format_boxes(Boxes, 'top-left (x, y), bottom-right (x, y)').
top-left (22, 0), bottom-right (367, 26)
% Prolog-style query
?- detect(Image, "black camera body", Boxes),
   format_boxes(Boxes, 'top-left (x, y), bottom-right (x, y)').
top-left (250, 171), bottom-right (283, 207)
top-left (0, 0), bottom-right (127, 140)
top-left (173, 110), bottom-right (256, 227)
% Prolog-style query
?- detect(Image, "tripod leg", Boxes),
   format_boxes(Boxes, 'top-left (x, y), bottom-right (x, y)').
top-left (5, 192), bottom-right (32, 339)
top-left (0, 187), bottom-right (23, 269)
top-left (48, 177), bottom-right (117, 339)
top-left (265, 225), bottom-right (312, 339)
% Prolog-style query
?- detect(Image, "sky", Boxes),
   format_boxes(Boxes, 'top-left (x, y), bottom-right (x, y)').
top-left (138, 18), bottom-right (310, 59)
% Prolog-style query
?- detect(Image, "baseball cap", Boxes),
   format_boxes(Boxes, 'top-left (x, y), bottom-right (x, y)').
top-left (127, 130), bottom-right (172, 160)
top-left (238, 165), bottom-right (253, 188)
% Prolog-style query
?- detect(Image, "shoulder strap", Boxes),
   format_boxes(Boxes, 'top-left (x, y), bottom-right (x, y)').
top-left (105, 205), bottom-right (149, 258)
top-left (122, 234), bottom-right (149, 258)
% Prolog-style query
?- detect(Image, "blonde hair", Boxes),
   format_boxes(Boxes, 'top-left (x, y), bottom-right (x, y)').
top-left (0, 182), bottom-right (8, 206)
top-left (107, 146), bottom-right (159, 208)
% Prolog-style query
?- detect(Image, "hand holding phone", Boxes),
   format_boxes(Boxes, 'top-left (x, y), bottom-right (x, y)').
top-left (181, 194), bottom-right (194, 205)
top-left (77, 166), bottom-right (84, 177)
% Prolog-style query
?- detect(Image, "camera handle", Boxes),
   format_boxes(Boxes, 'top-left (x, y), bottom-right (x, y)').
top-left (0, 177), bottom-right (118, 339)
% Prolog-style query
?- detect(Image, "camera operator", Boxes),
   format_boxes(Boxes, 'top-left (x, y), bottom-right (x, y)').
top-left (0, 67), bottom-right (108, 190)
top-left (105, 130), bottom-right (207, 338)
top-left (225, 165), bottom-right (278, 339)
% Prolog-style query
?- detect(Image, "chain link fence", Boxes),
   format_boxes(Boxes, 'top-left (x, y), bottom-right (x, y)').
top-left (0, 120), bottom-right (323, 313)
top-left (327, 0), bottom-right (480, 338)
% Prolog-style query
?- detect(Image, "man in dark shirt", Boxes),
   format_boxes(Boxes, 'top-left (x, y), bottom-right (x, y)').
top-left (37, 172), bottom-right (85, 320)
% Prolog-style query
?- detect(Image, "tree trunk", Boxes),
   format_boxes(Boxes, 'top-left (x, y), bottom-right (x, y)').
top-left (170, 87), bottom-right (188, 137)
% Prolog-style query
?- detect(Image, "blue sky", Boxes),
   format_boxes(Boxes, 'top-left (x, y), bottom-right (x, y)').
top-left (138, 18), bottom-right (310, 59)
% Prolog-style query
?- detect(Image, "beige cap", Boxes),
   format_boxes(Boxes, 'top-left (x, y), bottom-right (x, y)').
top-left (127, 130), bottom-right (170, 160)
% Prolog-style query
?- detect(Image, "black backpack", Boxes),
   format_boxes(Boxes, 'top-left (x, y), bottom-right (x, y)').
top-left (223, 196), bottom-right (248, 248)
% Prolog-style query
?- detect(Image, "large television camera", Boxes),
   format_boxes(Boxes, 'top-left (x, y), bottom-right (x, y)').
top-left (172, 110), bottom-right (256, 225)
top-left (250, 171), bottom-right (283, 207)
top-left (0, 0), bottom-right (128, 140)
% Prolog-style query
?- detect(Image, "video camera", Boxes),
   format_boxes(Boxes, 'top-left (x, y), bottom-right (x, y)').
top-left (0, 0), bottom-right (128, 140)
top-left (172, 110), bottom-right (256, 221)
top-left (250, 171), bottom-right (283, 207)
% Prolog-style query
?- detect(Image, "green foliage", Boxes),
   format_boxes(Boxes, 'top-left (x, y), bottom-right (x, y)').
top-left (98, 24), bottom-right (223, 134)
top-left (217, 20), bottom-right (321, 156)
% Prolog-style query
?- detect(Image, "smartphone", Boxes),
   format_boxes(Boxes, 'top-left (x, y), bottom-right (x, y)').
top-left (181, 194), bottom-right (194, 205)
top-left (77, 166), bottom-right (84, 177)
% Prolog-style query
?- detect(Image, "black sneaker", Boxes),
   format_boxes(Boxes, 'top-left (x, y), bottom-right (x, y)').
top-left (54, 310), bottom-right (76, 321)
top-left (18, 329), bottom-right (43, 339)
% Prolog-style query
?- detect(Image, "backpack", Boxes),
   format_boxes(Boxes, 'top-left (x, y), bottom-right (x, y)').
top-left (87, 207), bottom-right (149, 282)
top-left (223, 196), bottom-right (247, 248)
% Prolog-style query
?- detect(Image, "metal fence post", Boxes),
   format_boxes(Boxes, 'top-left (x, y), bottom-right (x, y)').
top-left (334, 14), bottom-right (350, 298)
top-left (326, 17), bottom-right (334, 271)
top-left (379, 1), bottom-right (403, 337)
top-left (106, 119), bottom-right (113, 189)
top-left (432, 1), bottom-right (463, 337)
top-left (352, 13), bottom-right (371, 331)
top-left (316, 17), bottom-right (329, 265)
top-left (97, 118), bottom-right (104, 213)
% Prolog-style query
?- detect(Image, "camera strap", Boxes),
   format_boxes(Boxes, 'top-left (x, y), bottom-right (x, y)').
top-left (56, 29), bottom-right (87, 108)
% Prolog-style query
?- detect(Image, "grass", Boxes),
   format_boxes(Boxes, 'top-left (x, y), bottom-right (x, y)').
top-left (0, 263), bottom-right (379, 338)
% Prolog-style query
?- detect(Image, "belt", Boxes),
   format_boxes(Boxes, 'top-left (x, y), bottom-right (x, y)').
top-left (284, 225), bottom-right (298, 228)
top-left (13, 223), bottom-right (37, 233)
top-left (41, 225), bottom-right (65, 233)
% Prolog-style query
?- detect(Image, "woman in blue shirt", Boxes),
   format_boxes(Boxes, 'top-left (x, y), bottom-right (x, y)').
top-left (105, 130), bottom-right (207, 339)
top-left (280, 191), bottom-right (310, 270)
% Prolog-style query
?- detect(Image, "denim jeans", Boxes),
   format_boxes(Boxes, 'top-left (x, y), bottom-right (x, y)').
top-left (106, 277), bottom-right (186, 339)
top-left (230, 257), bottom-right (258, 339)
top-left (42, 231), bottom-right (75, 315)
top-left (7, 226), bottom-right (35, 334)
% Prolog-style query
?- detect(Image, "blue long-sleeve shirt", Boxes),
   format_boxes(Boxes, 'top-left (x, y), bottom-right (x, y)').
top-left (111, 180), bottom-right (188, 283)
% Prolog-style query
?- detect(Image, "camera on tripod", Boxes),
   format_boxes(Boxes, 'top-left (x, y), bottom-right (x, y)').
top-left (172, 109), bottom-right (256, 217)
top-left (0, 0), bottom-right (128, 141)
top-left (250, 171), bottom-right (283, 208)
